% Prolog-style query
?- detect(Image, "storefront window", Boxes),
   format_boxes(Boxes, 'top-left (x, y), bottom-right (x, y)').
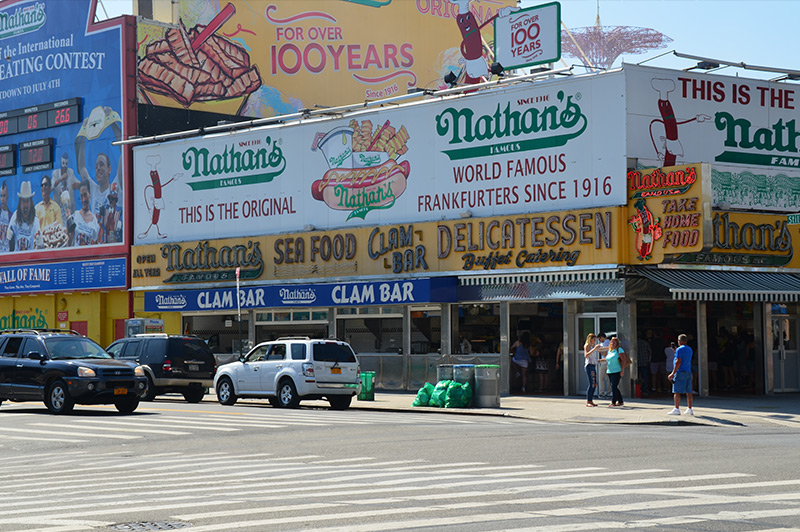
top-left (312, 310), bottom-right (328, 321)
top-left (256, 313), bottom-right (271, 322)
top-left (293, 311), bottom-right (310, 321)
top-left (274, 312), bottom-right (291, 322)
top-left (336, 305), bottom-right (441, 355)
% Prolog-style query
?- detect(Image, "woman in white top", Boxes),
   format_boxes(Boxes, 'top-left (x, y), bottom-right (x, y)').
top-left (584, 333), bottom-right (602, 407)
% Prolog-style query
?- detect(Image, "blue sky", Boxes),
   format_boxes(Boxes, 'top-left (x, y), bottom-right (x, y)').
top-left (531, 0), bottom-right (799, 78)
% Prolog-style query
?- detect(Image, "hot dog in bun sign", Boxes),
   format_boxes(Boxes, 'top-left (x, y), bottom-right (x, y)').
top-left (310, 118), bottom-right (411, 220)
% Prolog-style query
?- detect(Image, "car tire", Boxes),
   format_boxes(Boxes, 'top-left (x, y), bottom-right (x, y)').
top-left (183, 387), bottom-right (206, 403)
top-left (141, 375), bottom-right (157, 402)
top-left (216, 377), bottom-right (237, 406)
top-left (277, 379), bottom-right (300, 408)
top-left (45, 380), bottom-right (74, 415)
top-left (328, 395), bottom-right (352, 410)
top-left (114, 396), bottom-right (140, 414)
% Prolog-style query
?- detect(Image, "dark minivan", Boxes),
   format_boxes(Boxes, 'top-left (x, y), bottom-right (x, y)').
top-left (107, 334), bottom-right (216, 403)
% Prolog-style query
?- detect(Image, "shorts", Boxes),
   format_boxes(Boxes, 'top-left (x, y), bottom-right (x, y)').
top-left (512, 358), bottom-right (529, 369)
top-left (672, 372), bottom-right (692, 394)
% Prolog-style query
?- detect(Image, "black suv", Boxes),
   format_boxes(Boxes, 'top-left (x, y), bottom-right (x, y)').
top-left (0, 329), bottom-right (147, 414)
top-left (107, 334), bottom-right (216, 403)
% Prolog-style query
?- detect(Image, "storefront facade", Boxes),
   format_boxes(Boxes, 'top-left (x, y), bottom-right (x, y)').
top-left (127, 63), bottom-right (800, 397)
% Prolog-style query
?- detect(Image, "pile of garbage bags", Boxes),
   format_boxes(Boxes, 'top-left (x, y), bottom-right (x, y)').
top-left (411, 380), bottom-right (472, 408)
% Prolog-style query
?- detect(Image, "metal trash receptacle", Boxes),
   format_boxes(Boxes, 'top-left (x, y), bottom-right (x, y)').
top-left (453, 364), bottom-right (476, 406)
top-left (358, 371), bottom-right (376, 401)
top-left (437, 364), bottom-right (454, 382)
top-left (475, 364), bottom-right (501, 408)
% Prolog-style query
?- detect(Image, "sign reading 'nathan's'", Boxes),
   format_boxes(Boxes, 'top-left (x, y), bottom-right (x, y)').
top-left (131, 207), bottom-right (624, 289)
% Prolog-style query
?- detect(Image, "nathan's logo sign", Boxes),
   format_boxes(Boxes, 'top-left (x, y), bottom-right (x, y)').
top-left (310, 120), bottom-right (411, 220)
top-left (161, 241), bottom-right (264, 283)
top-left (154, 294), bottom-right (188, 310)
top-left (676, 212), bottom-right (793, 266)
top-left (715, 112), bottom-right (800, 169)
top-left (626, 164), bottom-right (709, 264)
top-left (435, 90), bottom-right (587, 161)
top-left (280, 287), bottom-right (317, 305)
top-left (182, 137), bottom-right (286, 191)
top-left (0, 2), bottom-right (45, 40)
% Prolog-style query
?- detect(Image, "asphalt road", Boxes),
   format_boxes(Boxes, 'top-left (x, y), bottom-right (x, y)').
top-left (1, 398), bottom-right (799, 532)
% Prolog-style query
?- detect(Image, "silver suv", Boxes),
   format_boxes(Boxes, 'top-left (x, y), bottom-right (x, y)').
top-left (213, 337), bottom-right (361, 410)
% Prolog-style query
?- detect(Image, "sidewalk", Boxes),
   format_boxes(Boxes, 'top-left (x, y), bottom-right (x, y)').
top-left (347, 391), bottom-right (800, 428)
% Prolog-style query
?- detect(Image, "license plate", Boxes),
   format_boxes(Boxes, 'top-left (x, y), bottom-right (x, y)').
top-left (189, 364), bottom-right (199, 371)
top-left (331, 367), bottom-right (342, 374)
top-left (114, 387), bottom-right (127, 395)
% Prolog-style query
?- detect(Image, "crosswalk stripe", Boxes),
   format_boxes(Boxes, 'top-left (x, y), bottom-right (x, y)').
top-left (29, 422), bottom-right (190, 436)
top-left (0, 427), bottom-right (139, 440)
top-left (68, 418), bottom-right (240, 432)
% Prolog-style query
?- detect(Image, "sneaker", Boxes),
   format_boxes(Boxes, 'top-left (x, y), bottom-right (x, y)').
top-left (521, 387), bottom-right (526, 393)
top-left (667, 408), bottom-right (681, 415)
top-left (684, 408), bottom-right (694, 416)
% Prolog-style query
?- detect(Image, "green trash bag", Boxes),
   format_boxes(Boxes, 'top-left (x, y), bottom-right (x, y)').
top-left (445, 381), bottom-right (473, 408)
top-left (428, 380), bottom-right (452, 408)
top-left (411, 382), bottom-right (436, 407)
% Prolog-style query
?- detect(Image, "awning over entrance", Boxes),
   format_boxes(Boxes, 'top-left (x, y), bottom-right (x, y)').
top-left (633, 268), bottom-right (800, 302)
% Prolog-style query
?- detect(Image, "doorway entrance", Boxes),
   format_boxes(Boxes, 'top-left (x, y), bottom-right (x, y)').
top-left (576, 313), bottom-right (616, 394)
top-left (772, 316), bottom-right (800, 392)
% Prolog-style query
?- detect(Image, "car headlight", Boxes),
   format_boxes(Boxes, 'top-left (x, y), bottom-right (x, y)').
top-left (77, 367), bottom-right (96, 377)
top-left (134, 365), bottom-right (145, 377)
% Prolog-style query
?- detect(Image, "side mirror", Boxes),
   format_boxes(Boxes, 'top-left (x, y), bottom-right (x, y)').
top-left (28, 352), bottom-right (45, 361)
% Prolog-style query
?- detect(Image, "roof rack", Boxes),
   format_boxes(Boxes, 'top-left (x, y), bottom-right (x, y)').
top-left (276, 336), bottom-right (311, 341)
top-left (133, 333), bottom-right (170, 338)
top-left (0, 328), bottom-right (81, 336)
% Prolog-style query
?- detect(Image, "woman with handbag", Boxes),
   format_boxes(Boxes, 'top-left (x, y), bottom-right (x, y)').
top-left (605, 337), bottom-right (628, 407)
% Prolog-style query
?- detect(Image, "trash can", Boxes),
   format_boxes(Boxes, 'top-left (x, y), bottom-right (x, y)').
top-left (358, 371), bottom-right (376, 401)
top-left (453, 364), bottom-right (476, 406)
top-left (475, 364), bottom-right (501, 408)
top-left (436, 364), bottom-right (454, 382)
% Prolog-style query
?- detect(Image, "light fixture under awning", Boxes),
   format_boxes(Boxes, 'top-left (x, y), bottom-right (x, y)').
top-left (634, 268), bottom-right (800, 302)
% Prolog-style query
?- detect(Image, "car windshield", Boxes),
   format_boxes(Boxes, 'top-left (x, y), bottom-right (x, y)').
top-left (45, 337), bottom-right (111, 360)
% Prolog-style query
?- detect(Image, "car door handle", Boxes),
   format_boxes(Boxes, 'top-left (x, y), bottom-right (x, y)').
top-left (16, 363), bottom-right (23, 368)
top-left (253, 367), bottom-right (259, 371)
top-left (276, 364), bottom-right (283, 369)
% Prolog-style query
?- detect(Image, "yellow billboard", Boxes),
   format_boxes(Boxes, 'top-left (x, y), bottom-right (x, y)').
top-left (136, 0), bottom-right (517, 116)
top-left (624, 163), bottom-right (713, 265)
top-left (131, 207), bottom-right (626, 288)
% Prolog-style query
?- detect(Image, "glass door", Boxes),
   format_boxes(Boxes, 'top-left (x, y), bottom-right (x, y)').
top-left (576, 313), bottom-right (616, 393)
top-left (772, 317), bottom-right (800, 392)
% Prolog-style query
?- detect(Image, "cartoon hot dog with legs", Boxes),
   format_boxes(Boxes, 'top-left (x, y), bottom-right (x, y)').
top-left (138, 155), bottom-right (178, 240)
top-left (649, 78), bottom-right (711, 166)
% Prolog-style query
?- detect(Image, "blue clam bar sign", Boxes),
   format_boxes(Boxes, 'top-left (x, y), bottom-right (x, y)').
top-left (144, 277), bottom-right (457, 312)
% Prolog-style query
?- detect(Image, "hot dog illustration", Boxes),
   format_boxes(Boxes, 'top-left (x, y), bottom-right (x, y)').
top-left (649, 78), bottom-right (710, 166)
top-left (311, 119), bottom-right (411, 219)
top-left (138, 155), bottom-right (179, 240)
top-left (628, 198), bottom-right (662, 261)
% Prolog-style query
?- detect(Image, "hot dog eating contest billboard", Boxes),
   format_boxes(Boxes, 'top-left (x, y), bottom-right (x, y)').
top-left (0, 0), bottom-right (131, 266)
top-left (136, 0), bottom-right (518, 117)
top-left (132, 72), bottom-right (627, 244)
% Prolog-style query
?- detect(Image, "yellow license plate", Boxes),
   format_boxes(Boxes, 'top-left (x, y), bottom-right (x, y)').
top-left (331, 367), bottom-right (342, 374)
top-left (114, 388), bottom-right (127, 395)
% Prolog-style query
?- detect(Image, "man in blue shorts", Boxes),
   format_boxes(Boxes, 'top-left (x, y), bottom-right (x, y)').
top-left (667, 334), bottom-right (694, 416)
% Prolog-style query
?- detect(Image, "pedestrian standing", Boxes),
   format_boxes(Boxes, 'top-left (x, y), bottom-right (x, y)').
top-left (667, 334), bottom-right (694, 416)
top-left (584, 333), bottom-right (601, 407)
top-left (511, 331), bottom-right (532, 393)
top-left (605, 337), bottom-right (626, 407)
top-left (596, 332), bottom-right (611, 398)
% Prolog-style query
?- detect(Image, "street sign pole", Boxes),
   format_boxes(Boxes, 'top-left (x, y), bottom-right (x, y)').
top-left (236, 267), bottom-right (243, 358)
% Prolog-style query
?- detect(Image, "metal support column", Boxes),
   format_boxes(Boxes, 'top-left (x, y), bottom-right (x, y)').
top-left (441, 303), bottom-right (452, 356)
top-left (500, 301), bottom-right (510, 395)
top-left (697, 301), bottom-right (709, 397)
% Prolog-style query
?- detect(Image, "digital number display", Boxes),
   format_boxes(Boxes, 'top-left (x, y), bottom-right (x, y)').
top-left (0, 99), bottom-right (81, 138)
top-left (0, 118), bottom-right (16, 136)
top-left (0, 146), bottom-right (14, 170)
top-left (49, 104), bottom-right (80, 127)
top-left (19, 139), bottom-right (52, 168)
top-left (20, 111), bottom-right (47, 133)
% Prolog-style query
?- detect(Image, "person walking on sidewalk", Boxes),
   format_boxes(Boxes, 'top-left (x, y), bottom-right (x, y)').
top-left (584, 333), bottom-right (601, 407)
top-left (605, 337), bottom-right (626, 407)
top-left (512, 331), bottom-right (532, 393)
top-left (667, 334), bottom-right (694, 416)
top-left (596, 332), bottom-right (611, 398)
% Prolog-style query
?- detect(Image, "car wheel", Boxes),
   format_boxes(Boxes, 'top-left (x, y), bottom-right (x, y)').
top-left (141, 375), bottom-right (157, 402)
top-left (216, 377), bottom-right (237, 406)
top-left (45, 380), bottom-right (74, 415)
top-left (114, 396), bottom-right (139, 414)
top-left (328, 395), bottom-right (352, 410)
top-left (183, 387), bottom-right (206, 403)
top-left (277, 379), bottom-right (300, 408)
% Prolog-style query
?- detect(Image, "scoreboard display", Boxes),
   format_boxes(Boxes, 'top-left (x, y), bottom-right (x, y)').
top-left (0, 98), bottom-right (81, 137)
top-left (19, 138), bottom-right (53, 173)
top-left (0, 144), bottom-right (15, 177)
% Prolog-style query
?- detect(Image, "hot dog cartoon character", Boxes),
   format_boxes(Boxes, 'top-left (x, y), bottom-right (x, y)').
top-left (138, 155), bottom-right (179, 240)
top-left (649, 78), bottom-right (711, 166)
top-left (448, 0), bottom-right (518, 85)
top-left (628, 198), bottom-right (663, 261)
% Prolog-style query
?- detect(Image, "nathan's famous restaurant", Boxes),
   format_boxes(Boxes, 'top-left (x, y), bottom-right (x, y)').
top-left (128, 63), bottom-right (800, 399)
